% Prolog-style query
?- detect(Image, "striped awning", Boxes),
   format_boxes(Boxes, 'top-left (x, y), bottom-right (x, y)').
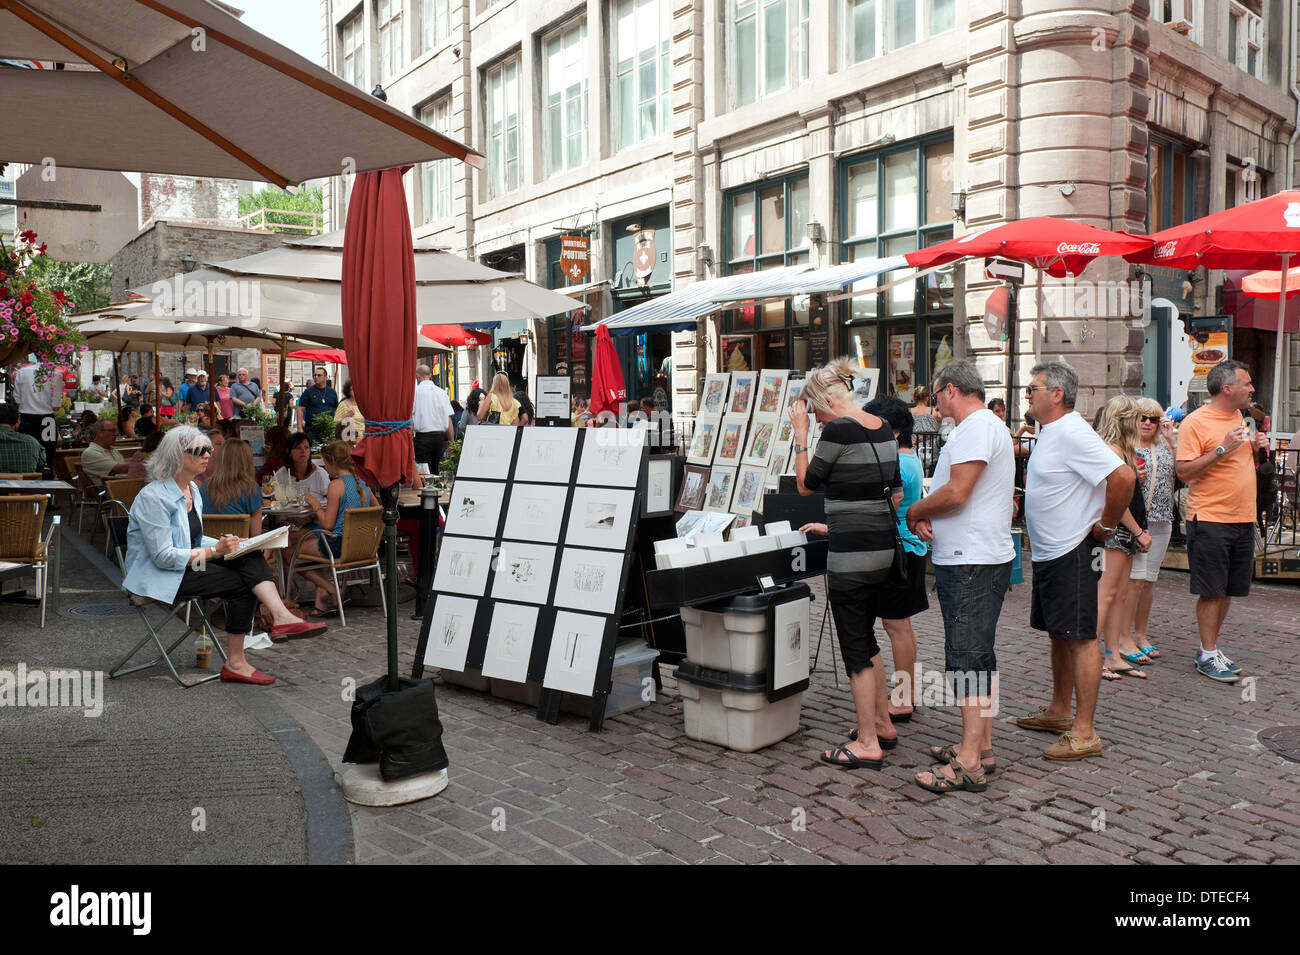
top-left (709, 256), bottom-right (910, 301)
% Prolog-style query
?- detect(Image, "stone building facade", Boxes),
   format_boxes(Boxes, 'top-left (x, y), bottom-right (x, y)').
top-left (317, 0), bottom-right (1299, 428)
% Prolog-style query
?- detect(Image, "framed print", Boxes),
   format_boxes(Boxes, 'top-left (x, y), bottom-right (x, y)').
top-left (700, 373), bottom-right (731, 417)
top-left (676, 464), bottom-right (710, 512)
top-left (731, 464), bottom-right (767, 516)
top-left (480, 601), bottom-right (541, 684)
top-left (542, 610), bottom-right (611, 696)
top-left (502, 483), bottom-right (569, 543)
top-left (456, 426), bottom-right (518, 480)
top-left (566, 486), bottom-right (636, 550)
top-left (741, 416), bottom-right (778, 467)
top-left (721, 335), bottom-right (754, 374)
top-left (785, 378), bottom-right (805, 408)
top-left (644, 455), bottom-right (679, 517)
top-left (686, 415), bottom-right (721, 466)
top-left (698, 511), bottom-right (737, 536)
top-left (554, 547), bottom-right (626, 615)
top-left (732, 514), bottom-right (752, 530)
top-left (577, 426), bottom-right (646, 488)
top-left (675, 509), bottom-right (708, 539)
top-left (756, 370), bottom-right (790, 415)
top-left (767, 446), bottom-right (790, 482)
top-left (703, 467), bottom-right (737, 512)
top-left (727, 371), bottom-right (757, 416)
top-left (775, 414), bottom-right (796, 446)
top-left (714, 416), bottom-right (748, 467)
top-left (443, 480), bottom-right (506, 539)
top-left (432, 536), bottom-right (495, 597)
top-left (769, 591), bottom-right (811, 696)
top-left (491, 541), bottom-right (559, 605)
top-left (850, 368), bottom-right (881, 409)
top-left (516, 427), bottom-right (580, 484)
top-left (421, 594), bottom-right (480, 672)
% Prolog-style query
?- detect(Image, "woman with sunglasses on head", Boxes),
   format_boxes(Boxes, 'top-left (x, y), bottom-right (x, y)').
top-left (122, 427), bottom-right (326, 686)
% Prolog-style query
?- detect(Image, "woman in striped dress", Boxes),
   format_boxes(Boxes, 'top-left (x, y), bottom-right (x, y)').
top-left (793, 358), bottom-right (903, 771)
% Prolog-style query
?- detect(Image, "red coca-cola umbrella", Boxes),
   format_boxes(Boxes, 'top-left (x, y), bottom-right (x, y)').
top-left (588, 323), bottom-right (627, 419)
top-left (341, 166), bottom-right (419, 689)
top-left (288, 348), bottom-right (348, 364)
top-left (1125, 191), bottom-right (1300, 444)
top-left (419, 324), bottom-right (492, 347)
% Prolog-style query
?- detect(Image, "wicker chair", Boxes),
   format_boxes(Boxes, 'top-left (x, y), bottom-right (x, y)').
top-left (0, 495), bottom-right (55, 627)
top-left (201, 513), bottom-right (251, 538)
top-left (286, 505), bottom-right (384, 628)
top-left (0, 473), bottom-right (44, 480)
top-left (52, 449), bottom-right (81, 484)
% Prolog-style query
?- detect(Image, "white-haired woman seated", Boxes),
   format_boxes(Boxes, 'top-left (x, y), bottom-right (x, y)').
top-left (122, 425), bottom-right (326, 686)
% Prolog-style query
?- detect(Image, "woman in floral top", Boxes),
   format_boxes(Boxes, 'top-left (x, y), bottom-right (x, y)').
top-left (1121, 396), bottom-right (1177, 663)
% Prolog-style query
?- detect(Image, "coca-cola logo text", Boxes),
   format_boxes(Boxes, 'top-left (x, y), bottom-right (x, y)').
top-left (1153, 241), bottom-right (1179, 259)
top-left (1056, 241), bottom-right (1101, 255)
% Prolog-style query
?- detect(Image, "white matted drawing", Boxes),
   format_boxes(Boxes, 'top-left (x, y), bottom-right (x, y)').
top-left (741, 416), bottom-right (778, 467)
top-left (700, 373), bottom-right (731, 416)
top-left (502, 482), bottom-right (568, 543)
top-left (728, 371), bottom-right (757, 416)
top-left (577, 427), bottom-right (646, 487)
top-left (443, 480), bottom-right (505, 539)
top-left (516, 427), bottom-right (580, 483)
top-left (731, 464), bottom-right (767, 515)
top-left (456, 426), bottom-right (517, 480)
top-left (686, 416), bottom-right (721, 465)
top-left (703, 467), bottom-right (737, 512)
top-left (491, 540), bottom-right (558, 605)
top-left (554, 547), bottom-right (625, 615)
top-left (422, 594), bottom-right (479, 671)
top-left (772, 595), bottom-right (811, 691)
top-left (646, 457), bottom-right (674, 513)
top-left (756, 369), bottom-right (790, 415)
top-left (714, 416), bottom-right (748, 467)
top-left (675, 509), bottom-right (707, 538)
top-left (480, 601), bottom-right (541, 683)
top-left (542, 610), bottom-right (609, 696)
top-left (566, 486), bottom-right (636, 550)
top-left (432, 535), bottom-right (495, 596)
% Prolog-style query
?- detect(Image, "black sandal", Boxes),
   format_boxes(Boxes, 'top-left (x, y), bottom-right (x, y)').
top-left (820, 743), bottom-right (884, 770)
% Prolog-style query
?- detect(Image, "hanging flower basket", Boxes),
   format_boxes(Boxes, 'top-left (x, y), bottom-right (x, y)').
top-left (0, 230), bottom-right (88, 377)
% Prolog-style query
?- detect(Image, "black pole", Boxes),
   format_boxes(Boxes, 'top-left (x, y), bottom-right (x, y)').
top-left (414, 483), bottom-right (438, 618)
top-left (380, 483), bottom-right (400, 692)
top-left (1006, 284), bottom-right (1019, 426)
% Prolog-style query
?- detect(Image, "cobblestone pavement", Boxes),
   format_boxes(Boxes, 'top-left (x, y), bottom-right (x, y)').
top-left (265, 567), bottom-right (1300, 865)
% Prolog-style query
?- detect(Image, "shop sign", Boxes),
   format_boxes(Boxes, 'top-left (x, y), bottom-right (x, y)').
top-left (633, 229), bottom-right (656, 280)
top-left (560, 234), bottom-right (590, 283)
top-left (808, 295), bottom-right (830, 367)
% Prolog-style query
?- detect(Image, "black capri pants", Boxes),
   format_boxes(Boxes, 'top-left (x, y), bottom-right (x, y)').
top-left (175, 553), bottom-right (275, 634)
top-left (827, 576), bottom-right (883, 678)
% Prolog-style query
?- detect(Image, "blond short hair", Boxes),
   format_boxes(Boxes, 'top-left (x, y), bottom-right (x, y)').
top-left (798, 357), bottom-right (859, 414)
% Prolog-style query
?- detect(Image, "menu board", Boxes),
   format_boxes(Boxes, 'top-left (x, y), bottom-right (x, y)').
top-left (889, 332), bottom-right (915, 402)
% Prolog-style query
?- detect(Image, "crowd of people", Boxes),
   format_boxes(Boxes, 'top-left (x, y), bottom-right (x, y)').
top-left (789, 354), bottom-right (1274, 792)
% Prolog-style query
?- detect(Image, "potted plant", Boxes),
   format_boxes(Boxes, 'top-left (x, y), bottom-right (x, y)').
top-left (0, 230), bottom-right (87, 374)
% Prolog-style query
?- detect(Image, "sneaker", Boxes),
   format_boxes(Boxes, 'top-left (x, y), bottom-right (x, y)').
top-left (1216, 651), bottom-right (1242, 674)
top-left (1195, 650), bottom-right (1241, 683)
top-left (1043, 731), bottom-right (1103, 760)
top-left (1015, 707), bottom-right (1073, 734)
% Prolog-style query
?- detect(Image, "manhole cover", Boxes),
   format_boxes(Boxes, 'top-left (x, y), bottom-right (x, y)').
top-left (67, 603), bottom-right (137, 618)
top-left (1258, 726), bottom-right (1300, 763)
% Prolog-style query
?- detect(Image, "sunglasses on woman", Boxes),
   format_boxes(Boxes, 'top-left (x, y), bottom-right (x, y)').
top-left (184, 445), bottom-right (213, 457)
top-left (1140, 415), bottom-right (1162, 424)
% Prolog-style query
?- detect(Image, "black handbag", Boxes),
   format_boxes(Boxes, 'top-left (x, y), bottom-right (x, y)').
top-left (866, 439), bottom-right (909, 587)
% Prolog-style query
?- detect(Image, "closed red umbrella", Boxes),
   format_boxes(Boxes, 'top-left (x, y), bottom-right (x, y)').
top-left (419, 324), bottom-right (492, 347)
top-left (342, 167), bottom-right (418, 691)
top-left (589, 323), bottom-right (626, 419)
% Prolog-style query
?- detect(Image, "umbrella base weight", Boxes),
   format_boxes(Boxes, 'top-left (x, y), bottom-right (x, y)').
top-left (341, 764), bottom-right (449, 807)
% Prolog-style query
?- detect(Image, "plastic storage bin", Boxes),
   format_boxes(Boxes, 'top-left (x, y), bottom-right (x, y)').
top-left (679, 584), bottom-right (811, 673)
top-left (676, 663), bottom-right (803, 752)
top-left (439, 666), bottom-right (491, 691)
top-left (561, 640), bottom-right (660, 718)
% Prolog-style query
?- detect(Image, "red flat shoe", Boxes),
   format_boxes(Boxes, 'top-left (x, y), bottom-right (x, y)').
top-left (219, 666), bottom-right (275, 686)
top-left (271, 620), bottom-right (327, 640)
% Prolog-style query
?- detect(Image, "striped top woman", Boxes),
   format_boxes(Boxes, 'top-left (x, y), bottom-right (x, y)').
top-left (792, 357), bottom-right (902, 771)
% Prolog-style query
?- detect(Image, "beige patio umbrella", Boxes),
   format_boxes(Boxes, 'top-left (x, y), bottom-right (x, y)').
top-left (0, 0), bottom-right (483, 187)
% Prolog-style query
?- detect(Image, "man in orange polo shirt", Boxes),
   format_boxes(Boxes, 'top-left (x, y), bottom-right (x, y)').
top-left (1175, 361), bottom-right (1269, 683)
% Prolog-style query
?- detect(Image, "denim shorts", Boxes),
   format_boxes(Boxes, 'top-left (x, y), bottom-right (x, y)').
top-left (932, 561), bottom-right (1012, 700)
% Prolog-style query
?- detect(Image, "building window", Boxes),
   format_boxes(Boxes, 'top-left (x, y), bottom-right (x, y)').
top-left (723, 174), bottom-right (811, 334)
top-left (839, 137), bottom-right (954, 322)
top-left (417, 0), bottom-right (449, 56)
top-left (543, 19), bottom-right (588, 176)
top-left (341, 13), bottom-right (365, 89)
top-left (612, 0), bottom-right (671, 151)
top-left (420, 98), bottom-right (452, 222)
top-left (1227, 0), bottom-right (1263, 78)
top-left (1225, 159), bottom-right (1268, 209)
top-left (484, 57), bottom-right (521, 198)
top-left (729, 0), bottom-right (810, 108)
top-left (1147, 138), bottom-right (1196, 233)
top-left (377, 0), bottom-right (404, 82)
top-left (844, 0), bottom-right (955, 66)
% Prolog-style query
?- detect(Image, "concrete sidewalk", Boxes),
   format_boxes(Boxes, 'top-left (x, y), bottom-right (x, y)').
top-left (0, 528), bottom-right (350, 865)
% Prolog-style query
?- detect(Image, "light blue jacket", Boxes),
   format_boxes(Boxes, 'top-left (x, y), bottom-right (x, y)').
top-left (122, 478), bottom-right (217, 603)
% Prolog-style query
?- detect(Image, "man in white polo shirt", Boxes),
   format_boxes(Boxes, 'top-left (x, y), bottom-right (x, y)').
top-left (412, 364), bottom-right (455, 469)
top-left (1019, 361), bottom-right (1134, 761)
top-left (14, 359), bottom-right (63, 478)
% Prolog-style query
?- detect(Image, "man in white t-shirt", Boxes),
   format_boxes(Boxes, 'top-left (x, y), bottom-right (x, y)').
top-left (906, 359), bottom-right (1014, 793)
top-left (14, 360), bottom-right (63, 478)
top-left (411, 364), bottom-right (456, 469)
top-left (1018, 361), bottom-right (1133, 762)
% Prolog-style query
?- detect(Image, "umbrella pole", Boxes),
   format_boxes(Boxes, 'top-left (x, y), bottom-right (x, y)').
top-left (1270, 253), bottom-right (1291, 450)
top-left (380, 484), bottom-right (400, 693)
top-left (1035, 270), bottom-right (1044, 365)
top-left (153, 345), bottom-right (161, 408)
top-left (280, 336), bottom-right (289, 429)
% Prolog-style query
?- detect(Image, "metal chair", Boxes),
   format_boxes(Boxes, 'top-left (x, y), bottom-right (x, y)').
top-left (286, 505), bottom-right (384, 628)
top-left (70, 462), bottom-right (106, 537)
top-left (52, 449), bottom-right (81, 484)
top-left (100, 478), bottom-right (147, 557)
top-left (0, 495), bottom-right (56, 628)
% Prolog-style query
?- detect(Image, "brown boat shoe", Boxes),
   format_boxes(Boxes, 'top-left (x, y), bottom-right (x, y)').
top-left (1043, 731), bottom-right (1103, 760)
top-left (1015, 707), bottom-right (1073, 734)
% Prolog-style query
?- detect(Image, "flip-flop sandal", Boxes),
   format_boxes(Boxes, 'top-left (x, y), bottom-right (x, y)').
top-left (309, 606), bottom-right (340, 619)
top-left (928, 744), bottom-right (998, 778)
top-left (820, 743), bottom-right (884, 770)
top-left (848, 729), bottom-right (899, 749)
top-left (1116, 666), bottom-right (1147, 679)
top-left (915, 756), bottom-right (988, 793)
top-left (1101, 668), bottom-right (1123, 681)
top-left (1122, 651), bottom-right (1152, 665)
top-left (1140, 646), bottom-right (1160, 659)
